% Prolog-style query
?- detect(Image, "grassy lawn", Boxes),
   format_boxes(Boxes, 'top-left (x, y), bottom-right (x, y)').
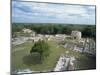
top-left (11, 42), bottom-right (33, 71)
top-left (75, 53), bottom-right (96, 70)
top-left (65, 49), bottom-right (96, 70)
top-left (12, 39), bottom-right (96, 72)
top-left (11, 40), bottom-right (66, 72)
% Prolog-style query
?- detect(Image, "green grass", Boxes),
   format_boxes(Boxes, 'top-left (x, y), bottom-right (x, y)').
top-left (65, 48), bottom-right (96, 70)
top-left (75, 53), bottom-right (96, 70)
top-left (12, 40), bottom-right (96, 72)
top-left (65, 49), bottom-right (96, 70)
top-left (11, 42), bottom-right (33, 71)
top-left (11, 40), bottom-right (65, 72)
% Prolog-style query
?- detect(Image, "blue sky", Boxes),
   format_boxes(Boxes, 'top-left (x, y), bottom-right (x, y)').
top-left (12, 1), bottom-right (96, 24)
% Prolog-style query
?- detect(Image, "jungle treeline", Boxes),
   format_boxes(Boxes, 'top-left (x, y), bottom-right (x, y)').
top-left (12, 23), bottom-right (96, 40)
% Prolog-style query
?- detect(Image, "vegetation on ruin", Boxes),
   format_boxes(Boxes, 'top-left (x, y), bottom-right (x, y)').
top-left (12, 23), bottom-right (96, 40)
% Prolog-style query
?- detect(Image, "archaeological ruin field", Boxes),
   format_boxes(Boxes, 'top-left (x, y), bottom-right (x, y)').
top-left (11, 23), bottom-right (96, 74)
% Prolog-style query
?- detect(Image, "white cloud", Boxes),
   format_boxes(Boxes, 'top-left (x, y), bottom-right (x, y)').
top-left (33, 4), bottom-right (86, 14)
top-left (12, 1), bottom-right (95, 24)
top-left (13, 1), bottom-right (90, 17)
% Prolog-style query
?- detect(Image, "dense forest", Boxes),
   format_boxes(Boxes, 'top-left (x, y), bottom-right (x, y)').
top-left (12, 23), bottom-right (96, 40)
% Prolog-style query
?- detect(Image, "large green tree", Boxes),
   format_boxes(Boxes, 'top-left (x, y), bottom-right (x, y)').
top-left (82, 25), bottom-right (96, 40)
top-left (30, 40), bottom-right (50, 60)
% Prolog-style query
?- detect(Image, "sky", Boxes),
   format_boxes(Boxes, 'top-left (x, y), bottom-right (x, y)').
top-left (12, 1), bottom-right (96, 25)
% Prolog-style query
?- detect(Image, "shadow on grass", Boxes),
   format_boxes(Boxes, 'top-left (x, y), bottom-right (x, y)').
top-left (76, 53), bottom-right (96, 70)
top-left (22, 52), bottom-right (42, 66)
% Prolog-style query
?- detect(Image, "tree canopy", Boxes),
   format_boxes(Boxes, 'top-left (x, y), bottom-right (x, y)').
top-left (12, 23), bottom-right (96, 39)
top-left (30, 40), bottom-right (50, 60)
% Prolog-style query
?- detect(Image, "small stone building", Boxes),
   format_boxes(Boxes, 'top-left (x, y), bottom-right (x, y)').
top-left (22, 28), bottom-right (33, 33)
top-left (71, 31), bottom-right (82, 41)
top-left (22, 28), bottom-right (36, 37)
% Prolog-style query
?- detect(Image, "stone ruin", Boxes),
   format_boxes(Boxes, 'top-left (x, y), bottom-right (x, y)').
top-left (71, 31), bottom-right (82, 41)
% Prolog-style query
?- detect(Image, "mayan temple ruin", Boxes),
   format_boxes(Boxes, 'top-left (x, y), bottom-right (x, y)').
top-left (71, 31), bottom-right (82, 41)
